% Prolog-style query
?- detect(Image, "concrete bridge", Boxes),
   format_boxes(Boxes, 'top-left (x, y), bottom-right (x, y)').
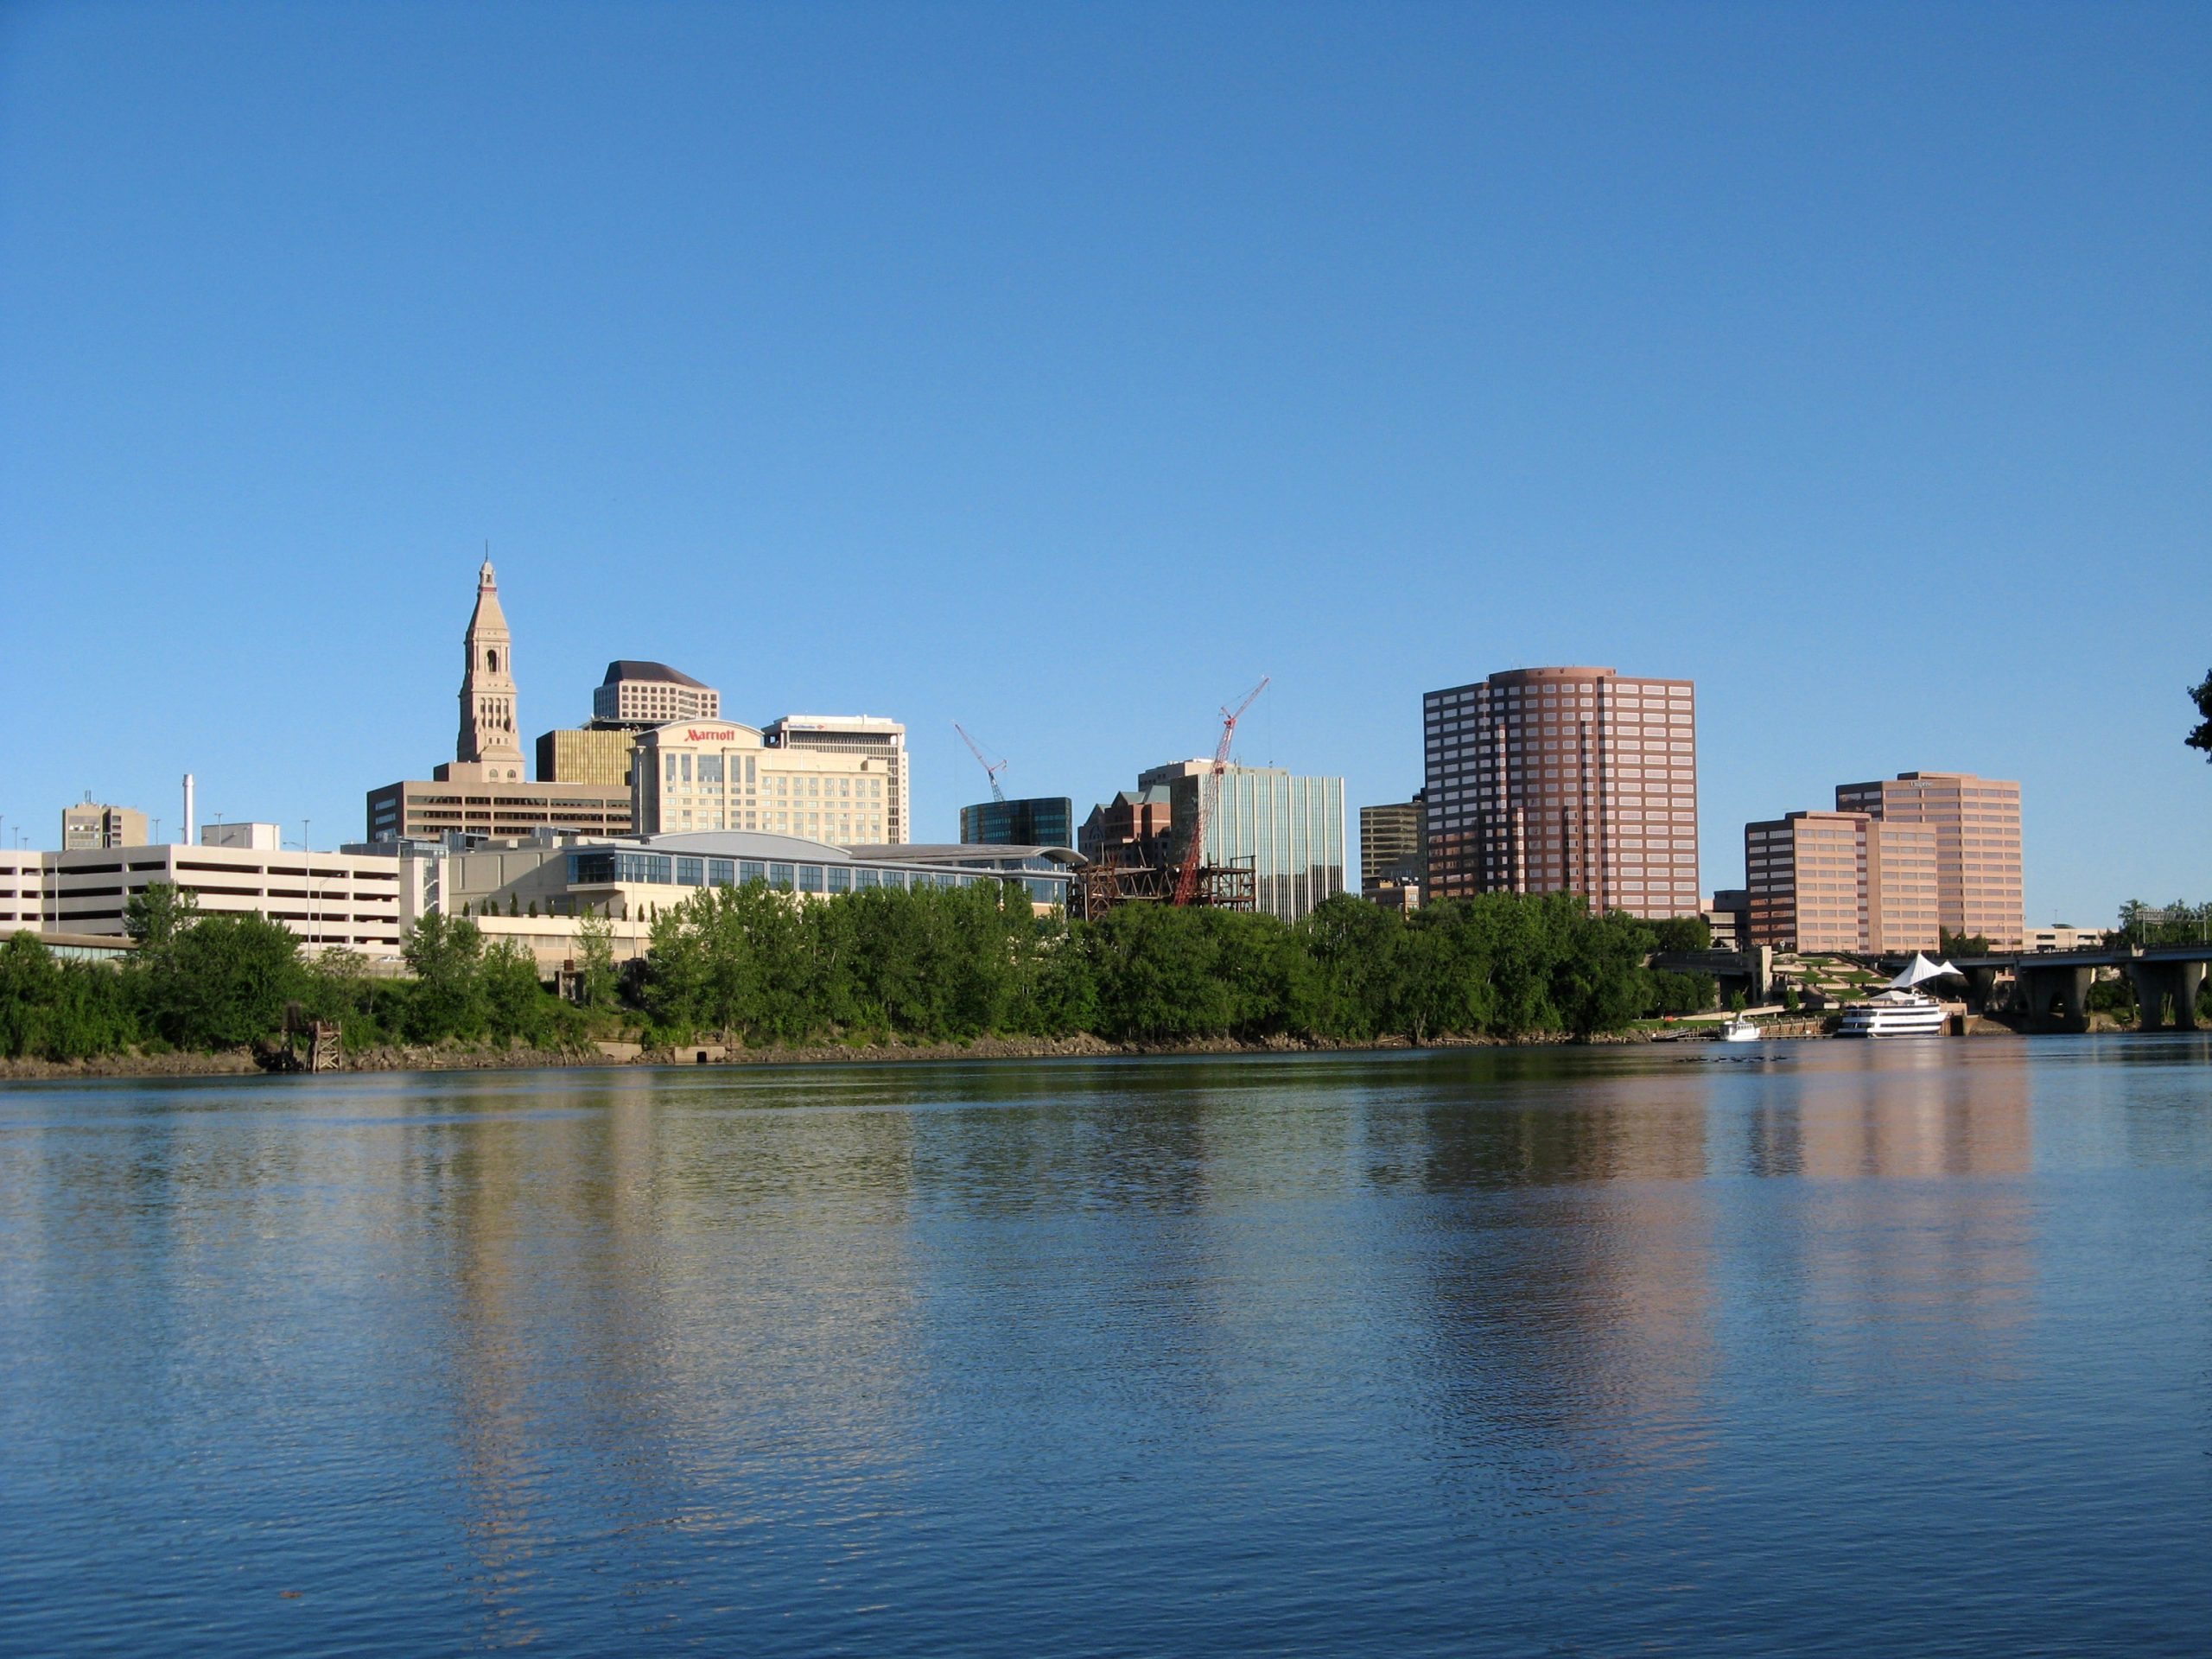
top-left (1949, 944), bottom-right (2212, 1034)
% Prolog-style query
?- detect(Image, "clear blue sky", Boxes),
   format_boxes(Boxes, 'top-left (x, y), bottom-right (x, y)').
top-left (3, 2), bottom-right (2206, 924)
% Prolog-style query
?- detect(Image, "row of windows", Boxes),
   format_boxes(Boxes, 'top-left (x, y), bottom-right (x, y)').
top-left (568, 852), bottom-right (1053, 897)
top-left (1426, 709), bottom-right (1688, 727)
top-left (1427, 685), bottom-right (1691, 706)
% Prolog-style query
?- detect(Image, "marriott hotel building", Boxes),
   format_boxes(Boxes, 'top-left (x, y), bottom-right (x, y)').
top-left (1423, 666), bottom-right (1700, 920)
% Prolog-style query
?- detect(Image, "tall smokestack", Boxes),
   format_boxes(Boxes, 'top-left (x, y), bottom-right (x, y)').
top-left (182, 773), bottom-right (195, 849)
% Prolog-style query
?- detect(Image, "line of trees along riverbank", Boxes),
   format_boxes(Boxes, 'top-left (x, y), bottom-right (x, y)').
top-left (1, 881), bottom-right (1716, 1065)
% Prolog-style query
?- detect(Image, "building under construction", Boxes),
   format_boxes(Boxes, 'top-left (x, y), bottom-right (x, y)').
top-left (1068, 851), bottom-right (1257, 921)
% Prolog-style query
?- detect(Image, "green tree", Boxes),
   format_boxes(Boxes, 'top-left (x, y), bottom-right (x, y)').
top-left (2115, 899), bottom-right (2212, 948)
top-left (1645, 969), bottom-right (1716, 1017)
top-left (1550, 903), bottom-right (1656, 1036)
top-left (1649, 915), bottom-right (1713, 952)
top-left (480, 939), bottom-right (555, 1045)
top-left (2187, 667), bottom-right (2212, 762)
top-left (643, 883), bottom-right (816, 1044)
top-left (143, 913), bottom-right (303, 1048)
top-left (1298, 895), bottom-right (1402, 1041)
top-left (303, 947), bottom-right (374, 1016)
top-left (124, 881), bottom-right (198, 958)
top-left (1087, 903), bottom-right (1234, 1040)
top-left (401, 912), bottom-right (486, 1042)
top-left (573, 907), bottom-right (620, 1009)
top-left (1391, 900), bottom-right (1497, 1042)
top-left (0, 931), bottom-right (139, 1059)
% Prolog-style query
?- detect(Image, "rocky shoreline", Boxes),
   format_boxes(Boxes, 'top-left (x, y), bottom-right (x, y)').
top-left (0, 1025), bottom-right (1700, 1083)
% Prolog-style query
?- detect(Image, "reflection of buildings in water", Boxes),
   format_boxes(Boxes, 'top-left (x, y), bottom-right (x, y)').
top-left (1788, 1046), bottom-right (2031, 1181)
top-left (1757, 1050), bottom-right (2037, 1362)
top-left (416, 1069), bottom-right (928, 1642)
top-left (1367, 1059), bottom-right (1723, 1491)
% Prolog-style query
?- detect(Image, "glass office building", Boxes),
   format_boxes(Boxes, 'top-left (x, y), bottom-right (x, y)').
top-left (1145, 763), bottom-right (1346, 923)
top-left (960, 796), bottom-right (1075, 850)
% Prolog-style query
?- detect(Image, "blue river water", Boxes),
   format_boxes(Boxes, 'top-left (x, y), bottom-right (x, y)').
top-left (2, 1038), bottom-right (2209, 1656)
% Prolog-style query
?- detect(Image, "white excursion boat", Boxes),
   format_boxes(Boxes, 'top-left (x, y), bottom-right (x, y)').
top-left (1719, 1014), bottom-right (1762, 1043)
top-left (1838, 954), bottom-right (1957, 1039)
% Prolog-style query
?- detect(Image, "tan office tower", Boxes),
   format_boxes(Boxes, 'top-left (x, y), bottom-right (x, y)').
top-left (443, 559), bottom-right (524, 784)
top-left (61, 802), bottom-right (150, 850)
top-left (535, 727), bottom-right (639, 789)
top-left (1424, 666), bottom-right (1698, 919)
top-left (1834, 772), bottom-right (2023, 948)
top-left (1744, 810), bottom-right (1938, 953)
top-left (1359, 794), bottom-right (1426, 893)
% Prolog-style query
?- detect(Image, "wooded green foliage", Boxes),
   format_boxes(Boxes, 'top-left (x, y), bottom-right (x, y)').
top-left (2, 880), bottom-right (1709, 1063)
top-left (0, 885), bottom-right (582, 1061)
top-left (636, 884), bottom-right (1700, 1046)
top-left (2114, 899), bottom-right (2212, 948)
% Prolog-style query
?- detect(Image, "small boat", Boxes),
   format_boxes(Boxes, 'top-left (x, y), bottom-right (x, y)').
top-left (1838, 954), bottom-right (1957, 1039)
top-left (1719, 1014), bottom-right (1761, 1043)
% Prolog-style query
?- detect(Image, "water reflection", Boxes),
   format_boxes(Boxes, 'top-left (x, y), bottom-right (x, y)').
top-left (0, 1042), bottom-right (2204, 1657)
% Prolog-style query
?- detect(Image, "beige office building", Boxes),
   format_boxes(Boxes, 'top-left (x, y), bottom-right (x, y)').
top-left (765, 715), bottom-right (909, 843)
top-left (62, 803), bottom-right (149, 850)
top-left (633, 721), bottom-right (900, 845)
top-left (1745, 810), bottom-right (1938, 954)
top-left (1424, 666), bottom-right (1699, 919)
top-left (1834, 772), bottom-right (2023, 948)
top-left (367, 779), bottom-right (632, 842)
top-left (594, 660), bottom-right (721, 727)
top-left (0, 843), bottom-right (403, 955)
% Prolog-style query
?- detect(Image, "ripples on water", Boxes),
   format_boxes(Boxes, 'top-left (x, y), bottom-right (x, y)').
top-left (2, 1039), bottom-right (2209, 1656)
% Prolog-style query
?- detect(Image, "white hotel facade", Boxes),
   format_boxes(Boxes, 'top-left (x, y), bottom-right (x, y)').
top-left (632, 715), bottom-right (908, 845)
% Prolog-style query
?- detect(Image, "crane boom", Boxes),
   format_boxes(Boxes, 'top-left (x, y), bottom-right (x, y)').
top-left (954, 722), bottom-right (1007, 804)
top-left (1173, 677), bottom-right (1269, 906)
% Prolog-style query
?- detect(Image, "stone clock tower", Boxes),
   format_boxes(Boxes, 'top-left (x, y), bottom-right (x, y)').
top-left (439, 560), bottom-right (525, 784)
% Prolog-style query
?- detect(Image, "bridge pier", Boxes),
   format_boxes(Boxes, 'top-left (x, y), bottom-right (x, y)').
top-left (1961, 965), bottom-right (2002, 1015)
top-left (2019, 963), bottom-right (2093, 1033)
top-left (2126, 960), bottom-right (2206, 1031)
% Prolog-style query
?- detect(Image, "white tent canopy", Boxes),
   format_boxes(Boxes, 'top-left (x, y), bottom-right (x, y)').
top-left (1890, 953), bottom-right (1961, 989)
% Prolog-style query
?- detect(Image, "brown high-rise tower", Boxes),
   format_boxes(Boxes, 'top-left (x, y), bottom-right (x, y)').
top-left (1422, 665), bottom-right (1699, 921)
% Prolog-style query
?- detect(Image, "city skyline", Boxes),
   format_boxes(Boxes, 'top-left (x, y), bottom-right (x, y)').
top-left (3, 7), bottom-right (2205, 922)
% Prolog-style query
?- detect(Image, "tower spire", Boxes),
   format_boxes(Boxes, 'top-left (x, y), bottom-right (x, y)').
top-left (455, 557), bottom-right (523, 776)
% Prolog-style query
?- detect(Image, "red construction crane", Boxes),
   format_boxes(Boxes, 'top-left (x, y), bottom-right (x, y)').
top-left (1173, 677), bottom-right (1269, 906)
top-left (954, 722), bottom-right (1007, 804)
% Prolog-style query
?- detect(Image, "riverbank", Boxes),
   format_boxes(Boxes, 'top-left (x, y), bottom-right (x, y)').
top-left (0, 1024), bottom-right (1713, 1082)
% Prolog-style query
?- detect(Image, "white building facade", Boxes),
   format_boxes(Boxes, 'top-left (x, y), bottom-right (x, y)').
top-left (0, 844), bottom-right (404, 956)
top-left (633, 719), bottom-right (906, 846)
